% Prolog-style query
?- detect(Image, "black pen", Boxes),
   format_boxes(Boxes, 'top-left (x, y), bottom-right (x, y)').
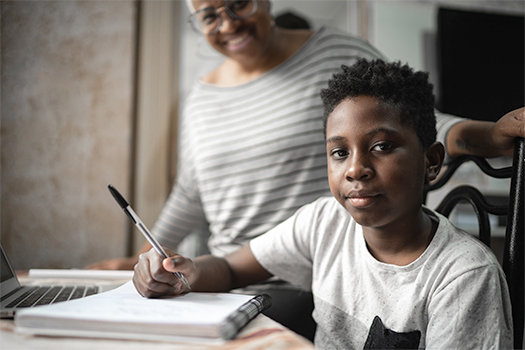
top-left (108, 184), bottom-right (191, 291)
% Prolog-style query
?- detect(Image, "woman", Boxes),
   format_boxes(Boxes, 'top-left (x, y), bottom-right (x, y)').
top-left (91, 0), bottom-right (524, 340)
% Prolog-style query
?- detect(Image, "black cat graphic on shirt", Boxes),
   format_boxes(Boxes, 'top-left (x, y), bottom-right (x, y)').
top-left (364, 316), bottom-right (421, 349)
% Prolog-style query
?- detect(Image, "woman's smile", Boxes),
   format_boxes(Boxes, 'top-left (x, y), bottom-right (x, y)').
top-left (224, 30), bottom-right (253, 51)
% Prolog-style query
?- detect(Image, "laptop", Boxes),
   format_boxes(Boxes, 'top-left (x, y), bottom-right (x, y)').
top-left (0, 242), bottom-right (101, 318)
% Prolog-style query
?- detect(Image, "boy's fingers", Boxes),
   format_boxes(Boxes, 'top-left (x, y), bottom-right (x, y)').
top-left (163, 256), bottom-right (183, 271)
top-left (133, 267), bottom-right (179, 298)
top-left (132, 250), bottom-right (180, 297)
top-left (163, 256), bottom-right (194, 291)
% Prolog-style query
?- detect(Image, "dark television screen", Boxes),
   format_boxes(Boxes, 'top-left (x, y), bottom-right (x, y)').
top-left (437, 8), bottom-right (524, 122)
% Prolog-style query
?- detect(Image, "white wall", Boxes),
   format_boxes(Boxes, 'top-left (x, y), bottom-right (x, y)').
top-left (371, 0), bottom-right (524, 103)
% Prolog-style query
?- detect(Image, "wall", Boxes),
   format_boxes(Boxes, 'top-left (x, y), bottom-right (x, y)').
top-left (1, 1), bottom-right (136, 269)
top-left (371, 0), bottom-right (524, 103)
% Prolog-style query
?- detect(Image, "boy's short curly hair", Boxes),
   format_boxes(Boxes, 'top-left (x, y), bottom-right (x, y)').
top-left (321, 59), bottom-right (436, 148)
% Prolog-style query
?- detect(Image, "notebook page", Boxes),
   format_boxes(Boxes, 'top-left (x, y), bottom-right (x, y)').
top-left (16, 281), bottom-right (254, 326)
top-left (28, 269), bottom-right (134, 280)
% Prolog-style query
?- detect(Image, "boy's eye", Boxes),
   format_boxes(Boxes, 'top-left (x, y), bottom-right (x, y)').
top-left (330, 149), bottom-right (348, 159)
top-left (372, 142), bottom-right (394, 152)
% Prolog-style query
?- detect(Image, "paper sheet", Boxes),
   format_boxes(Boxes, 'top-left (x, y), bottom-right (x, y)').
top-left (28, 269), bottom-right (134, 280)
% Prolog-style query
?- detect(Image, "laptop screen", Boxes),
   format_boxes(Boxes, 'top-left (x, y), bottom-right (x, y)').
top-left (0, 243), bottom-right (21, 298)
top-left (1, 246), bottom-right (14, 283)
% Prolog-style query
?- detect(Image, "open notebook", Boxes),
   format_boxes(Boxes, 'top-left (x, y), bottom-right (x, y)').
top-left (15, 281), bottom-right (272, 344)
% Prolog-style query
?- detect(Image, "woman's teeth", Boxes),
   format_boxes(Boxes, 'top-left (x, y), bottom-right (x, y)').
top-left (228, 33), bottom-right (249, 45)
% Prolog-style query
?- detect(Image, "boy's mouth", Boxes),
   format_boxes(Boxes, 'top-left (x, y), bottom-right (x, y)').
top-left (346, 191), bottom-right (380, 208)
top-left (349, 196), bottom-right (377, 208)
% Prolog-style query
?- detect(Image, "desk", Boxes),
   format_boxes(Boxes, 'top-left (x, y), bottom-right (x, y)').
top-left (1, 275), bottom-right (315, 350)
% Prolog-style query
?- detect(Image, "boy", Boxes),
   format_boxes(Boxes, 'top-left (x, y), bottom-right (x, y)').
top-left (133, 59), bottom-right (513, 349)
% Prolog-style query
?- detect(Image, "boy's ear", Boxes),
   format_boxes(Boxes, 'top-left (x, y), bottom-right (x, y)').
top-left (425, 142), bottom-right (445, 182)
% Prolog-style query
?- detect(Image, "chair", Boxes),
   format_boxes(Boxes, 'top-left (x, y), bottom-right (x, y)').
top-left (423, 138), bottom-right (524, 349)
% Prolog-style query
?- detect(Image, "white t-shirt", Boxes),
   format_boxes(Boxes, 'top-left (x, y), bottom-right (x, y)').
top-left (250, 197), bottom-right (513, 349)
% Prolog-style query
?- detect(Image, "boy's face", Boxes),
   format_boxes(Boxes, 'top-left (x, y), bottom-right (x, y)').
top-left (326, 96), bottom-right (430, 229)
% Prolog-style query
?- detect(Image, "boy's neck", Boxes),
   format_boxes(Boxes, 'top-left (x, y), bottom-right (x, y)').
top-left (363, 210), bottom-right (437, 266)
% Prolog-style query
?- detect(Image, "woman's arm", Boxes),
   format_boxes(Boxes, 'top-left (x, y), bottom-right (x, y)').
top-left (445, 107), bottom-right (524, 158)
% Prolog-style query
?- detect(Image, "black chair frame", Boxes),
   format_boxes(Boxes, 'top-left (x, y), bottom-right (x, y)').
top-left (423, 138), bottom-right (524, 349)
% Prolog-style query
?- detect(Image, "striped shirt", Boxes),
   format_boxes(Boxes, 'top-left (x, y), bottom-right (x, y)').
top-left (152, 26), bottom-right (462, 257)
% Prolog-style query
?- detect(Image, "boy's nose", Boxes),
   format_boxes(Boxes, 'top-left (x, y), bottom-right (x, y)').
top-left (345, 154), bottom-right (373, 181)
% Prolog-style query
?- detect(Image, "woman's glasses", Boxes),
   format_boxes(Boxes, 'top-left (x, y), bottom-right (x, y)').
top-left (188, 0), bottom-right (258, 36)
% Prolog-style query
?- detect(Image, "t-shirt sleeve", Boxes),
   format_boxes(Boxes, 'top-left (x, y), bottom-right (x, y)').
top-left (425, 264), bottom-right (513, 349)
top-left (250, 202), bottom-right (319, 291)
top-left (435, 110), bottom-right (466, 164)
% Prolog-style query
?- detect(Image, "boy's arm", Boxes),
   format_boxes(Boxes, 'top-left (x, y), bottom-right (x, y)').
top-left (132, 245), bottom-right (272, 298)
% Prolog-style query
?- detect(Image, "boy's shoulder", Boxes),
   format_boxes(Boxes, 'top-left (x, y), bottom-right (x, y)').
top-left (299, 200), bottom-right (501, 275)
top-left (428, 209), bottom-right (502, 277)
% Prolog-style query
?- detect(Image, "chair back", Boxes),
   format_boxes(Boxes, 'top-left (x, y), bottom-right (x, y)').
top-left (424, 138), bottom-right (524, 349)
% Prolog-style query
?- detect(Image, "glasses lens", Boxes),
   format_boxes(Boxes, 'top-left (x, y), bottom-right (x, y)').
top-left (227, 0), bottom-right (257, 19)
top-left (190, 7), bottom-right (219, 35)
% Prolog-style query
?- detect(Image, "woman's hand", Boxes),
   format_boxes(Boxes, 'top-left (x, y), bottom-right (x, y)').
top-left (488, 107), bottom-right (525, 157)
top-left (446, 107), bottom-right (525, 158)
top-left (132, 247), bottom-right (195, 298)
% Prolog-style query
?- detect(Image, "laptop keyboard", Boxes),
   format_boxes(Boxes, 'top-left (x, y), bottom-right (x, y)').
top-left (6, 285), bottom-right (98, 308)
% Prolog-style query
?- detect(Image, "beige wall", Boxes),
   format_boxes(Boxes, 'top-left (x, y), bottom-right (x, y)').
top-left (1, 1), bottom-right (136, 269)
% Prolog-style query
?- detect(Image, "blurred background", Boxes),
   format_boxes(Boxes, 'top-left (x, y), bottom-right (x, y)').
top-left (1, 0), bottom-right (523, 269)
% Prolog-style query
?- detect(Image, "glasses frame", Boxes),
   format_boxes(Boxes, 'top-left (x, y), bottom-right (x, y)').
top-left (188, 0), bottom-right (259, 36)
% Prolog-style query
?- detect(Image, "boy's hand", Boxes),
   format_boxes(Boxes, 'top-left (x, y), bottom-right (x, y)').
top-left (132, 247), bottom-right (195, 298)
